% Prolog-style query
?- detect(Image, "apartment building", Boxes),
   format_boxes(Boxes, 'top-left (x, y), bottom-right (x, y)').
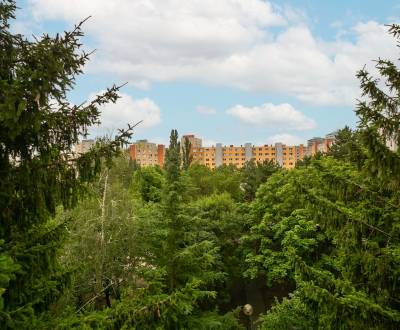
top-left (191, 139), bottom-right (306, 169)
top-left (128, 132), bottom-right (334, 170)
top-left (129, 140), bottom-right (165, 167)
top-left (307, 131), bottom-right (338, 156)
top-left (181, 134), bottom-right (202, 149)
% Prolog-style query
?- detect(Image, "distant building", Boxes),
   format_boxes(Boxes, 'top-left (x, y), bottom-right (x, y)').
top-left (129, 140), bottom-right (165, 167)
top-left (189, 135), bottom-right (306, 169)
top-left (307, 131), bottom-right (338, 156)
top-left (128, 131), bottom-right (339, 169)
top-left (181, 134), bottom-right (202, 149)
top-left (74, 139), bottom-right (95, 154)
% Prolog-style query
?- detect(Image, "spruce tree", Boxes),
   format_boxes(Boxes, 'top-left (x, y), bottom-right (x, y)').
top-left (245, 24), bottom-right (400, 329)
top-left (0, 2), bottom-right (133, 327)
top-left (163, 129), bottom-right (183, 291)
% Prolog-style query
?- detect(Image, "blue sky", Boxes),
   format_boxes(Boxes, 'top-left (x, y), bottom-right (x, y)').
top-left (13, 0), bottom-right (400, 146)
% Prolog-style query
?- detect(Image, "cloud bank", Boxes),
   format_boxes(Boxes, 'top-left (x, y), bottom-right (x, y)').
top-left (89, 91), bottom-right (161, 134)
top-left (226, 103), bottom-right (316, 130)
top-left (29, 1), bottom-right (398, 106)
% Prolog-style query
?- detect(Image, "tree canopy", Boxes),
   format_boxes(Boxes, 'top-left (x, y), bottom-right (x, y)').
top-left (1, 1), bottom-right (400, 329)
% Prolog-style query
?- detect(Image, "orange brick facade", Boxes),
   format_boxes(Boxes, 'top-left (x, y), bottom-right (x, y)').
top-left (129, 140), bottom-right (165, 167)
top-left (127, 132), bottom-right (337, 170)
top-left (191, 143), bottom-right (306, 169)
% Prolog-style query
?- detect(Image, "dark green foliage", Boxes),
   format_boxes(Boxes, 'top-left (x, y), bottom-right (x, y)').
top-left (327, 126), bottom-right (366, 166)
top-left (213, 165), bottom-right (243, 201)
top-left (182, 136), bottom-right (193, 170)
top-left (132, 165), bottom-right (164, 202)
top-left (241, 159), bottom-right (280, 201)
top-left (53, 280), bottom-right (244, 329)
top-left (186, 164), bottom-right (216, 196)
top-left (246, 157), bottom-right (400, 329)
top-left (245, 25), bottom-right (400, 329)
top-left (0, 2), bottom-right (133, 327)
top-left (185, 163), bottom-right (243, 200)
top-left (190, 193), bottom-right (249, 308)
top-left (4, 2), bottom-right (400, 329)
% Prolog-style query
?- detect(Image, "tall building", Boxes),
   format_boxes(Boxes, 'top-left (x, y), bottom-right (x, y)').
top-left (129, 140), bottom-right (165, 167)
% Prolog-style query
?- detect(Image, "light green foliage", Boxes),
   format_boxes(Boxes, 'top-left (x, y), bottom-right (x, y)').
top-left (245, 24), bottom-right (400, 330)
top-left (55, 156), bottom-right (144, 312)
top-left (242, 167), bottom-right (326, 285)
top-left (246, 157), bottom-right (400, 329)
top-left (327, 126), bottom-right (366, 167)
top-left (186, 164), bottom-right (215, 196)
top-left (47, 131), bottom-right (245, 328)
top-left (259, 294), bottom-right (317, 330)
top-left (186, 164), bottom-right (243, 200)
top-left (132, 165), bottom-right (165, 202)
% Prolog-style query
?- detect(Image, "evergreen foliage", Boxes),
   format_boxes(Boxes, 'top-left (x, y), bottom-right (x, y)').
top-left (327, 126), bottom-right (365, 166)
top-left (0, 2), bottom-right (133, 327)
top-left (245, 24), bottom-right (400, 329)
top-left (182, 136), bottom-right (193, 170)
top-left (240, 160), bottom-right (280, 201)
top-left (2, 2), bottom-right (400, 329)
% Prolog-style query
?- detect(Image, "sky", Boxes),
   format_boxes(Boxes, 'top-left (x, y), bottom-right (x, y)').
top-left (12, 0), bottom-right (400, 146)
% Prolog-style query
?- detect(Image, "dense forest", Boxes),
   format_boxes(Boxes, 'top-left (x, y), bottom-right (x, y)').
top-left (1, 1), bottom-right (400, 329)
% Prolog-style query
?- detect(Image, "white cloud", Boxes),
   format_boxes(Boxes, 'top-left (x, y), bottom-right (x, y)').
top-left (265, 133), bottom-right (306, 145)
top-left (28, 1), bottom-right (399, 106)
top-left (89, 91), bottom-right (161, 133)
top-left (196, 105), bottom-right (217, 115)
top-left (226, 103), bottom-right (316, 130)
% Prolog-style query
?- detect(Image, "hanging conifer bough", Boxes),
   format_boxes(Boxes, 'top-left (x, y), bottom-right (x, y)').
top-left (0, 1), bottom-right (134, 327)
top-left (244, 24), bottom-right (400, 330)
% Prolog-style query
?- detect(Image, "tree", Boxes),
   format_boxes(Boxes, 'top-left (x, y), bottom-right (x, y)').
top-left (132, 166), bottom-right (164, 202)
top-left (245, 25), bottom-right (400, 329)
top-left (246, 157), bottom-right (400, 329)
top-left (55, 156), bottom-right (144, 312)
top-left (0, 2), bottom-right (133, 327)
top-left (182, 136), bottom-right (193, 170)
top-left (327, 126), bottom-right (365, 166)
top-left (241, 160), bottom-right (280, 201)
top-left (356, 24), bottom-right (400, 185)
top-left (213, 165), bottom-right (243, 201)
top-left (100, 129), bottom-right (243, 328)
